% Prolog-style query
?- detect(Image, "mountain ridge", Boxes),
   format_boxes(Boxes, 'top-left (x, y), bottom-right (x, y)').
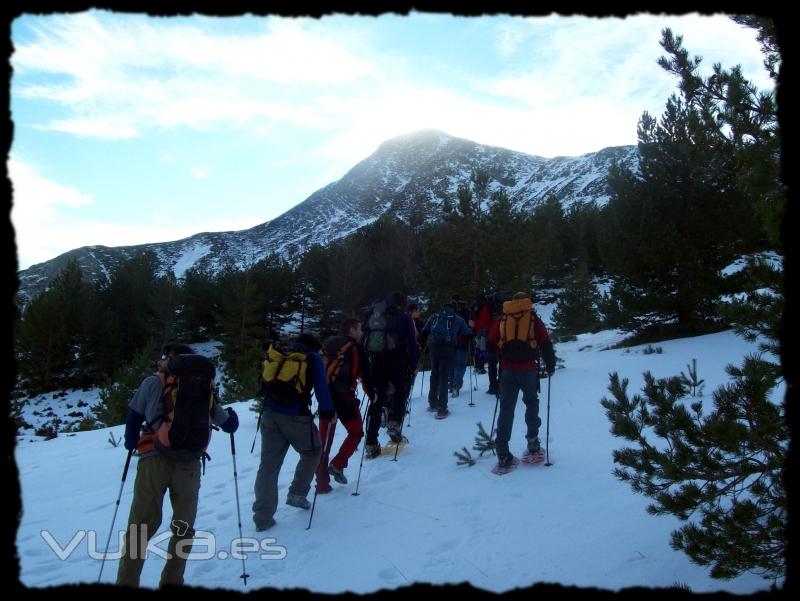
top-left (16, 129), bottom-right (637, 303)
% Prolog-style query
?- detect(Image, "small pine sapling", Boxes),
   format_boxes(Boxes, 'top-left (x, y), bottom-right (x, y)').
top-left (473, 421), bottom-right (495, 456)
top-left (453, 447), bottom-right (476, 467)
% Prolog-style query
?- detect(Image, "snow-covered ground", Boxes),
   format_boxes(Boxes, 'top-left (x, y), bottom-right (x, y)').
top-left (14, 327), bottom-right (782, 593)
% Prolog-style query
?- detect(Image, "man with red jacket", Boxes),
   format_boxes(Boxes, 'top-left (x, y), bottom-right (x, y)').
top-left (488, 292), bottom-right (556, 471)
top-left (476, 290), bottom-right (510, 395)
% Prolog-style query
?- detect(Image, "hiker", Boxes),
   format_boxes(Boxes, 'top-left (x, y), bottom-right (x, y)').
top-left (488, 292), bottom-right (556, 471)
top-left (470, 293), bottom-right (488, 374)
top-left (252, 332), bottom-right (334, 531)
top-left (418, 301), bottom-right (471, 418)
top-left (117, 343), bottom-right (239, 588)
top-left (448, 294), bottom-right (472, 397)
top-left (315, 318), bottom-right (373, 493)
top-left (408, 302), bottom-right (426, 344)
top-left (476, 290), bottom-right (510, 395)
top-left (362, 292), bottom-right (419, 458)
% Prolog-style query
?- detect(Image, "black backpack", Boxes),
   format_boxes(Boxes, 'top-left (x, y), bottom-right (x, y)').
top-left (429, 308), bottom-right (455, 346)
top-left (364, 300), bottom-right (400, 353)
top-left (154, 354), bottom-right (216, 461)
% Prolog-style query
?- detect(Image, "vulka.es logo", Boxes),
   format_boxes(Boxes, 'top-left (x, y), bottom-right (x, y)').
top-left (40, 527), bottom-right (288, 561)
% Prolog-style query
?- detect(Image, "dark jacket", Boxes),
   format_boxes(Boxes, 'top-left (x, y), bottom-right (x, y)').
top-left (419, 307), bottom-right (472, 350)
top-left (363, 303), bottom-right (420, 370)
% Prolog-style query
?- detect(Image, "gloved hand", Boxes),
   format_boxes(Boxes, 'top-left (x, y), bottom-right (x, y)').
top-left (221, 407), bottom-right (239, 433)
top-left (319, 408), bottom-right (336, 422)
top-left (124, 408), bottom-right (145, 451)
top-left (124, 429), bottom-right (139, 451)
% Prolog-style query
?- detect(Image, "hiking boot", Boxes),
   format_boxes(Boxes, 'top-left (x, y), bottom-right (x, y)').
top-left (328, 464), bottom-right (348, 484)
top-left (450, 387), bottom-right (460, 398)
top-left (497, 452), bottom-right (516, 470)
top-left (254, 516), bottom-right (276, 532)
top-left (286, 493), bottom-right (311, 510)
top-left (527, 438), bottom-right (542, 454)
top-left (436, 407), bottom-right (450, 419)
top-left (316, 482), bottom-right (333, 494)
top-left (486, 385), bottom-right (498, 395)
top-left (426, 404), bottom-right (438, 412)
top-left (365, 444), bottom-right (381, 459)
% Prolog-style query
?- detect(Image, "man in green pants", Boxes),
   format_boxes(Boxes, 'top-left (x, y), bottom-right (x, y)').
top-left (116, 343), bottom-right (239, 588)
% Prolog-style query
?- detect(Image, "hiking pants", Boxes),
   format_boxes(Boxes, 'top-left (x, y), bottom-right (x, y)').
top-left (252, 411), bottom-right (321, 526)
top-left (365, 352), bottom-right (410, 444)
top-left (428, 344), bottom-right (455, 410)
top-left (494, 368), bottom-right (541, 457)
top-left (116, 455), bottom-right (201, 588)
top-left (487, 347), bottom-right (500, 389)
top-left (316, 396), bottom-right (364, 486)
top-left (449, 346), bottom-right (468, 390)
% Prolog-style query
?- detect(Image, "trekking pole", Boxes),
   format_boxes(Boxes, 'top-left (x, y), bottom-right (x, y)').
top-left (468, 343), bottom-right (475, 407)
top-left (358, 390), bottom-right (367, 415)
top-left (250, 407), bottom-right (264, 453)
top-left (406, 373), bottom-right (415, 429)
top-left (307, 416), bottom-right (337, 530)
top-left (229, 431), bottom-right (250, 585)
top-left (352, 397), bottom-right (373, 497)
top-left (407, 356), bottom-right (421, 429)
top-left (489, 392), bottom-right (500, 456)
top-left (419, 346), bottom-right (428, 398)
top-left (392, 389), bottom-right (413, 462)
top-left (98, 448), bottom-right (133, 583)
top-left (544, 374), bottom-right (553, 467)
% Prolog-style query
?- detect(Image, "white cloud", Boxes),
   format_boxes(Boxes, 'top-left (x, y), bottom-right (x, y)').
top-left (12, 13), bottom-right (376, 138)
top-left (191, 167), bottom-right (208, 179)
top-left (9, 157), bottom-right (262, 269)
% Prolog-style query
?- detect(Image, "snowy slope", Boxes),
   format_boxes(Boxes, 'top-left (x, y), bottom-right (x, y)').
top-left (15, 328), bottom-right (780, 593)
top-left (16, 130), bottom-right (637, 304)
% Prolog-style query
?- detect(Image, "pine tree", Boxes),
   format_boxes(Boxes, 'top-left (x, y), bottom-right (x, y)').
top-left (482, 189), bottom-right (536, 292)
top-left (93, 343), bottom-right (158, 427)
top-left (15, 289), bottom-right (70, 393)
top-left (599, 21), bottom-right (779, 334)
top-left (601, 358), bottom-right (785, 582)
top-left (599, 20), bottom-right (786, 583)
top-left (551, 263), bottom-right (602, 336)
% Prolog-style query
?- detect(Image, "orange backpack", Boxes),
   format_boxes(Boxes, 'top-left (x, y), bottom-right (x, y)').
top-left (498, 297), bottom-right (539, 361)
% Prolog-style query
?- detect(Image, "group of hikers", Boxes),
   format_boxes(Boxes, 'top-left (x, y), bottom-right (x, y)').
top-left (115, 289), bottom-right (555, 587)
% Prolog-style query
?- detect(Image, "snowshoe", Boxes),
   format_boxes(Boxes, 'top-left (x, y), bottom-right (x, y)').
top-left (521, 448), bottom-right (546, 464)
top-left (382, 437), bottom-right (408, 456)
top-left (435, 408), bottom-right (451, 420)
top-left (491, 453), bottom-right (519, 475)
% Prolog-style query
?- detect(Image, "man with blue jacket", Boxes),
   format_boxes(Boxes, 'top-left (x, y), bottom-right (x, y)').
top-left (419, 302), bottom-right (471, 418)
top-left (252, 332), bottom-right (334, 531)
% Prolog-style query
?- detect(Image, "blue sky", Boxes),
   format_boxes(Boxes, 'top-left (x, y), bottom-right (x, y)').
top-left (10, 12), bottom-right (772, 270)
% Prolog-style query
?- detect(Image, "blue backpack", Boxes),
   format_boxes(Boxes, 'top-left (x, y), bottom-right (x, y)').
top-left (429, 309), bottom-right (455, 346)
